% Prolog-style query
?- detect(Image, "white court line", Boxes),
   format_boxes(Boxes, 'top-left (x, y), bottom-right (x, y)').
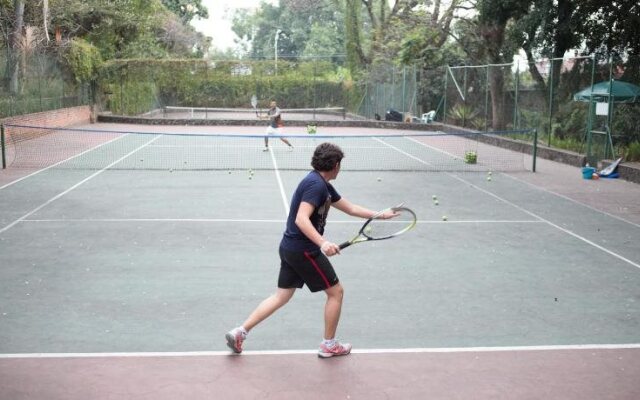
top-left (503, 173), bottom-right (640, 229)
top-left (448, 174), bottom-right (640, 270)
top-left (22, 218), bottom-right (288, 223)
top-left (0, 134), bottom-right (131, 190)
top-left (21, 218), bottom-right (543, 225)
top-left (2, 343), bottom-right (639, 359)
top-left (376, 137), bottom-right (640, 270)
top-left (267, 147), bottom-right (290, 216)
top-left (0, 135), bottom-right (162, 235)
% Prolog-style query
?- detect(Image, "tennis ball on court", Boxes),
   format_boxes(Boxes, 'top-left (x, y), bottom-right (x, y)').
top-left (432, 195), bottom-right (437, 200)
top-left (442, 215), bottom-right (448, 221)
top-left (488, 171), bottom-right (492, 176)
top-left (228, 170), bottom-right (232, 174)
top-left (377, 177), bottom-right (382, 182)
top-left (434, 200), bottom-right (439, 205)
top-left (248, 176), bottom-right (252, 180)
top-left (169, 168), bottom-right (173, 173)
top-left (487, 176), bottom-right (492, 181)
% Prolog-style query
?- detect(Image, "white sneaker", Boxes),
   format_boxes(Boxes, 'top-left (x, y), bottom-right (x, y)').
top-left (318, 340), bottom-right (352, 358)
top-left (225, 328), bottom-right (246, 354)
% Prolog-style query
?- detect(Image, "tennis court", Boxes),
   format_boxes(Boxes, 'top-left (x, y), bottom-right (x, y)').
top-left (1, 122), bottom-right (639, 399)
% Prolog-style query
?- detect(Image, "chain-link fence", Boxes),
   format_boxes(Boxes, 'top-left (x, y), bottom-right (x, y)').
top-left (443, 55), bottom-right (640, 163)
top-left (0, 48), bottom-right (91, 118)
top-left (100, 57), bottom-right (353, 118)
top-left (355, 63), bottom-right (419, 121)
top-left (3, 43), bottom-right (638, 163)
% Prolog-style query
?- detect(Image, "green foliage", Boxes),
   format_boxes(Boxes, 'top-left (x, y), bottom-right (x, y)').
top-left (97, 59), bottom-right (352, 115)
top-left (231, 0), bottom-right (345, 60)
top-left (552, 102), bottom-right (587, 140)
top-left (161, 0), bottom-right (209, 23)
top-left (448, 104), bottom-right (483, 129)
top-left (623, 142), bottom-right (640, 162)
top-left (62, 38), bottom-right (103, 82)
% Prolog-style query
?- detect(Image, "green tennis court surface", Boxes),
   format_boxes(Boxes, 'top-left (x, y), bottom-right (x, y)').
top-left (1, 123), bottom-right (639, 398)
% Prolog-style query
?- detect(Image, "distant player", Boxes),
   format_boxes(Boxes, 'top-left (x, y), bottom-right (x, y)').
top-left (263, 100), bottom-right (293, 151)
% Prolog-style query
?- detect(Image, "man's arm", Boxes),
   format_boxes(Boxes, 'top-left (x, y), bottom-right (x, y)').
top-left (295, 201), bottom-right (340, 256)
top-left (332, 198), bottom-right (397, 220)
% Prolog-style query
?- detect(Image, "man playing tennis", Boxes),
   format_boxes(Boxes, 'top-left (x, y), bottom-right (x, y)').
top-left (226, 142), bottom-right (398, 358)
top-left (262, 100), bottom-right (294, 151)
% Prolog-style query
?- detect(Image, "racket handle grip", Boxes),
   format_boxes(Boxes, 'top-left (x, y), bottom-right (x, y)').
top-left (338, 242), bottom-right (351, 250)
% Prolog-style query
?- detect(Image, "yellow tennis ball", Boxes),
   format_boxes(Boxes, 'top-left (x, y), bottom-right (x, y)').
top-left (432, 195), bottom-right (437, 200)
top-left (487, 176), bottom-right (492, 181)
top-left (377, 177), bottom-right (382, 182)
top-left (442, 215), bottom-right (448, 221)
top-left (434, 200), bottom-right (439, 205)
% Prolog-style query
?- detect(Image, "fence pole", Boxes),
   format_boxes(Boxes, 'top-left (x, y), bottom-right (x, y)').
top-left (586, 55), bottom-right (596, 163)
top-left (400, 66), bottom-right (404, 114)
top-left (547, 58), bottom-right (555, 147)
top-left (532, 128), bottom-right (538, 172)
top-left (484, 66), bottom-right (489, 131)
top-left (513, 63), bottom-right (520, 129)
top-left (1, 125), bottom-right (6, 169)
top-left (443, 65), bottom-right (448, 125)
top-left (606, 56), bottom-right (615, 160)
top-left (463, 66), bottom-right (467, 127)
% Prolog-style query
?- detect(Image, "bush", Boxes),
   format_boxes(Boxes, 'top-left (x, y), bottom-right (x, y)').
top-left (62, 38), bottom-right (103, 83)
top-left (623, 141), bottom-right (640, 162)
top-left (97, 59), bottom-right (351, 114)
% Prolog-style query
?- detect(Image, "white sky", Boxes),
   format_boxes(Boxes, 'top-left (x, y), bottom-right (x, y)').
top-left (190, 0), bottom-right (277, 51)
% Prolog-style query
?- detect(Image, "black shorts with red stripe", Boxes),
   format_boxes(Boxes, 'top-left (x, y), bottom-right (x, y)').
top-left (278, 247), bottom-right (339, 292)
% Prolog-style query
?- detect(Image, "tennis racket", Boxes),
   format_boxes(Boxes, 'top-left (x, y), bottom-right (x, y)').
top-left (339, 204), bottom-right (417, 250)
top-left (250, 95), bottom-right (259, 118)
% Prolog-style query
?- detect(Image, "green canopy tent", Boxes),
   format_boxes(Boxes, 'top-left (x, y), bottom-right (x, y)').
top-left (574, 80), bottom-right (640, 103)
top-left (573, 79), bottom-right (640, 164)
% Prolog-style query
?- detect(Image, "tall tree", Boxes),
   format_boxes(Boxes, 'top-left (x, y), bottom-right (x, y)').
top-left (231, 0), bottom-right (344, 60)
top-left (576, 0), bottom-right (640, 57)
top-left (161, 0), bottom-right (208, 24)
top-left (508, 0), bottom-right (580, 108)
top-left (475, 0), bottom-right (529, 129)
top-left (7, 0), bottom-right (24, 93)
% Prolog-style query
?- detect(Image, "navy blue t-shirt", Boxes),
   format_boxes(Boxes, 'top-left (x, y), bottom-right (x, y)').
top-left (280, 170), bottom-right (341, 251)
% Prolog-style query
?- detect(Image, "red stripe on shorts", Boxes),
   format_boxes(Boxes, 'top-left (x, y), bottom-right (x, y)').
top-left (304, 251), bottom-right (331, 289)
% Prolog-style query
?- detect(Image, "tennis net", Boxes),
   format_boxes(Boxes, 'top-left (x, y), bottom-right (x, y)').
top-left (1, 124), bottom-right (537, 172)
top-left (153, 106), bottom-right (349, 121)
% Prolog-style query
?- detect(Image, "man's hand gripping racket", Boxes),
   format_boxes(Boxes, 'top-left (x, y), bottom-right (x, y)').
top-left (335, 203), bottom-right (417, 252)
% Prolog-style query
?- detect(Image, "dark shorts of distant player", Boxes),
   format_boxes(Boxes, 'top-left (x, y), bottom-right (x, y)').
top-left (278, 247), bottom-right (339, 292)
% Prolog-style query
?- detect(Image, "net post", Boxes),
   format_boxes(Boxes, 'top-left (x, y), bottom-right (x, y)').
top-left (1, 124), bottom-right (6, 169)
top-left (532, 128), bottom-right (538, 172)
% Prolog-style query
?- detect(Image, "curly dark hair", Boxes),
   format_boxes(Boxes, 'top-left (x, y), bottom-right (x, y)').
top-left (311, 142), bottom-right (344, 171)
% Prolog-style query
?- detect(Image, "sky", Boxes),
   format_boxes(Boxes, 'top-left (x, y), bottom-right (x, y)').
top-left (190, 0), bottom-right (276, 52)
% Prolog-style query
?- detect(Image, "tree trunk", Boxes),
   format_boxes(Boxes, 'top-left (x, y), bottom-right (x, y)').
top-left (8, 0), bottom-right (25, 94)
top-left (43, 0), bottom-right (50, 43)
top-left (488, 66), bottom-right (506, 130)
top-left (482, 22), bottom-right (507, 130)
